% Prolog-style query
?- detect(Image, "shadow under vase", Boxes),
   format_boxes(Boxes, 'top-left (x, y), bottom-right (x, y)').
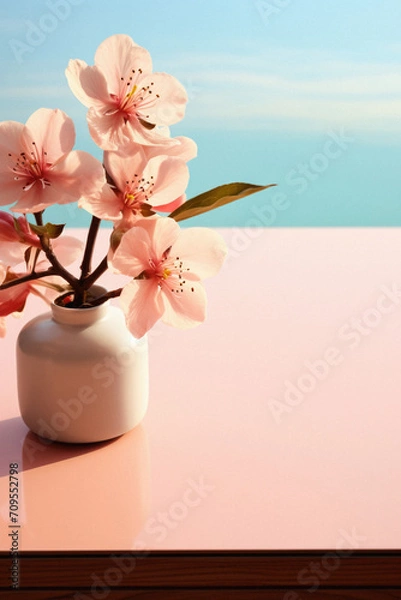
top-left (20, 424), bottom-right (150, 550)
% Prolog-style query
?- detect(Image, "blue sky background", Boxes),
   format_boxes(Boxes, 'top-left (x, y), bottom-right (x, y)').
top-left (0, 0), bottom-right (400, 227)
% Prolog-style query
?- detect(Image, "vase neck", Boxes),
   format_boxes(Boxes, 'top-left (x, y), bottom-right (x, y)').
top-left (51, 302), bottom-right (109, 326)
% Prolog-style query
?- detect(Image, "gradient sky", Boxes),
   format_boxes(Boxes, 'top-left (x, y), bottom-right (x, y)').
top-left (0, 0), bottom-right (400, 227)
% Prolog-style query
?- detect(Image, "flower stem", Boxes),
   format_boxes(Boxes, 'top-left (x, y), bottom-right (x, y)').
top-left (35, 210), bottom-right (44, 226)
top-left (0, 268), bottom-right (57, 291)
top-left (33, 212), bottom-right (79, 290)
top-left (84, 255), bottom-right (109, 289)
top-left (80, 216), bottom-right (101, 280)
top-left (89, 287), bottom-right (123, 307)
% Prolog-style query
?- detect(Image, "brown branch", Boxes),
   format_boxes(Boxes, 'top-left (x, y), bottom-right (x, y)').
top-left (80, 216), bottom-right (101, 281)
top-left (0, 268), bottom-right (57, 291)
top-left (89, 287), bottom-right (123, 307)
top-left (83, 255), bottom-right (109, 290)
top-left (33, 212), bottom-right (79, 290)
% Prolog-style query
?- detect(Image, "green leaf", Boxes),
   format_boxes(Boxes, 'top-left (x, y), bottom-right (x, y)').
top-left (30, 222), bottom-right (65, 239)
top-left (168, 182), bottom-right (276, 222)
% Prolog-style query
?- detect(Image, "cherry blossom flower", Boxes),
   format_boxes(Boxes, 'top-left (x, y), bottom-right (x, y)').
top-left (65, 34), bottom-right (187, 151)
top-left (109, 216), bottom-right (227, 338)
top-left (79, 147), bottom-right (189, 223)
top-left (0, 108), bottom-right (105, 213)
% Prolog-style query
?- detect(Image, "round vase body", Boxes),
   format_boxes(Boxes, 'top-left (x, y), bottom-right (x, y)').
top-left (16, 299), bottom-right (148, 443)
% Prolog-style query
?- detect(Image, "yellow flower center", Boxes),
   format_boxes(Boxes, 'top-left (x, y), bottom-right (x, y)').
top-left (162, 268), bottom-right (171, 280)
top-left (125, 192), bottom-right (136, 208)
top-left (126, 84), bottom-right (137, 99)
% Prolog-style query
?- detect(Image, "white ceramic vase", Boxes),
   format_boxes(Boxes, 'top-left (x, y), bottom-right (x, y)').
top-left (16, 290), bottom-right (148, 444)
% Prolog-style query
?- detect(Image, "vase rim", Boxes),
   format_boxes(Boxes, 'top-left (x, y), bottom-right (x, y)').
top-left (53, 285), bottom-right (108, 307)
top-left (51, 285), bottom-right (110, 325)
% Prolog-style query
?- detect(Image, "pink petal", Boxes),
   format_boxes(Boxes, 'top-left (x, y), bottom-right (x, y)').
top-left (171, 228), bottom-right (227, 279)
top-left (121, 117), bottom-right (180, 149)
top-left (0, 122), bottom-right (26, 206)
top-left (0, 281), bottom-right (30, 316)
top-left (66, 60), bottom-right (94, 108)
top-left (0, 120), bottom-right (25, 157)
top-left (2, 214), bottom-right (28, 240)
top-left (156, 193), bottom-right (186, 213)
top-left (145, 156), bottom-right (189, 209)
top-left (50, 150), bottom-right (106, 203)
top-left (52, 236), bottom-right (84, 267)
top-left (144, 136), bottom-right (197, 162)
top-left (120, 279), bottom-right (163, 339)
top-left (10, 182), bottom-right (58, 213)
top-left (25, 108), bottom-right (75, 162)
top-left (0, 175), bottom-right (27, 207)
top-left (94, 35), bottom-right (152, 95)
top-left (104, 148), bottom-right (147, 191)
top-left (137, 216), bottom-right (180, 259)
top-left (66, 60), bottom-right (112, 111)
top-left (110, 225), bottom-right (153, 278)
top-left (79, 184), bottom-right (123, 221)
top-left (12, 182), bottom-right (65, 213)
top-left (0, 317), bottom-right (6, 337)
top-left (161, 279), bottom-right (206, 329)
top-left (87, 107), bottom-right (129, 151)
top-left (138, 73), bottom-right (187, 126)
top-left (0, 241), bottom-right (26, 267)
top-left (172, 136), bottom-right (197, 161)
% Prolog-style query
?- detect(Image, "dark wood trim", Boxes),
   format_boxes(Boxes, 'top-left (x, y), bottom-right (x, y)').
top-left (1, 591), bottom-right (401, 600)
top-left (1, 551), bottom-right (401, 598)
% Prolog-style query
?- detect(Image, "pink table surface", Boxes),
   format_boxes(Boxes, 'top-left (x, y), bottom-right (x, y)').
top-left (0, 227), bottom-right (400, 551)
